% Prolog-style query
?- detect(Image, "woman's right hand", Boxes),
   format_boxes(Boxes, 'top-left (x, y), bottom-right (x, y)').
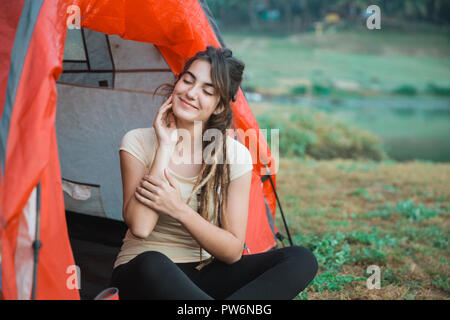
top-left (153, 95), bottom-right (177, 148)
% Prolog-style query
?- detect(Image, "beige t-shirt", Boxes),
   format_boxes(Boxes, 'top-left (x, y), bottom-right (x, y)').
top-left (114, 127), bottom-right (253, 268)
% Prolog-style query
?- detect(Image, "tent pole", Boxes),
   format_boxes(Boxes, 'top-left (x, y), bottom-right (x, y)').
top-left (31, 183), bottom-right (41, 300)
top-left (263, 163), bottom-right (294, 246)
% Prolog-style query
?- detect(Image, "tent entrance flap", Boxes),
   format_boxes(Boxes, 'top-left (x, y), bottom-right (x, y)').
top-left (66, 211), bottom-right (127, 300)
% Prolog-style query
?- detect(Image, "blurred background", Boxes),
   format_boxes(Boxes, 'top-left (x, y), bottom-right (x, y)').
top-left (207, 0), bottom-right (450, 299)
top-left (209, 0), bottom-right (450, 162)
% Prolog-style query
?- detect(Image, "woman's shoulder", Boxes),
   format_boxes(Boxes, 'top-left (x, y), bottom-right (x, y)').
top-left (125, 127), bottom-right (156, 139)
top-left (122, 127), bottom-right (157, 146)
top-left (226, 135), bottom-right (254, 181)
top-left (226, 134), bottom-right (253, 158)
top-left (119, 127), bottom-right (158, 167)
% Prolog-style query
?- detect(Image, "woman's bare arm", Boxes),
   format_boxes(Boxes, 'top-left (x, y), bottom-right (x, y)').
top-left (121, 145), bottom-right (174, 239)
top-left (174, 170), bottom-right (252, 264)
top-left (122, 94), bottom-right (176, 239)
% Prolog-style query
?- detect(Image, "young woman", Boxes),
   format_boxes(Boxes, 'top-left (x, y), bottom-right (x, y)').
top-left (110, 46), bottom-right (318, 300)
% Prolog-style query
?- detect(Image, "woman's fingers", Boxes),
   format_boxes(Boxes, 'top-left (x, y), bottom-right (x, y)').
top-left (156, 102), bottom-right (171, 123)
top-left (143, 174), bottom-right (164, 187)
top-left (160, 105), bottom-right (175, 129)
top-left (140, 179), bottom-right (158, 193)
top-left (135, 173), bottom-right (172, 205)
top-left (136, 186), bottom-right (156, 201)
top-left (134, 190), bottom-right (156, 209)
top-left (167, 111), bottom-right (176, 129)
top-left (164, 169), bottom-right (179, 191)
top-left (155, 95), bottom-right (173, 122)
top-left (159, 94), bottom-right (173, 109)
top-left (160, 95), bottom-right (173, 113)
top-left (153, 95), bottom-right (178, 146)
top-left (136, 175), bottom-right (161, 204)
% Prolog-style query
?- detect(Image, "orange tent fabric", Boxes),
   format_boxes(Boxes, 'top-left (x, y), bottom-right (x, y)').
top-left (1, 0), bottom-right (79, 299)
top-left (1, 0), bottom-right (278, 299)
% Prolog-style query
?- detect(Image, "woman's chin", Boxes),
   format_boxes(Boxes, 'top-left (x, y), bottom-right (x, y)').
top-left (172, 108), bottom-right (197, 124)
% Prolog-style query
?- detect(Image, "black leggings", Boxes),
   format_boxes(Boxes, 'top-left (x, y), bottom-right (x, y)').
top-left (110, 246), bottom-right (318, 300)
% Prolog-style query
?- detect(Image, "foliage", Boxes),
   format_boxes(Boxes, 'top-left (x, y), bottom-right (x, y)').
top-left (308, 271), bottom-right (365, 293)
top-left (256, 107), bottom-right (388, 161)
top-left (400, 225), bottom-right (449, 249)
top-left (393, 199), bottom-right (443, 222)
top-left (426, 83), bottom-right (450, 96)
top-left (294, 231), bottom-right (352, 272)
top-left (392, 85), bottom-right (418, 96)
top-left (431, 275), bottom-right (450, 293)
top-left (347, 226), bottom-right (400, 247)
top-left (363, 200), bottom-right (443, 222)
top-left (363, 206), bottom-right (393, 219)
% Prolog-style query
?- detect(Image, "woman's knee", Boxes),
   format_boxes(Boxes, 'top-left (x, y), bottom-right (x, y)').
top-left (113, 251), bottom-right (181, 299)
top-left (132, 251), bottom-right (174, 277)
top-left (283, 246), bottom-right (319, 275)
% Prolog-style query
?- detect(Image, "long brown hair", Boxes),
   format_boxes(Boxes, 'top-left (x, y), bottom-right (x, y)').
top-left (154, 46), bottom-right (245, 260)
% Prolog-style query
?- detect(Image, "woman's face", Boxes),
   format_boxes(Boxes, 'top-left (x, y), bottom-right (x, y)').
top-left (171, 59), bottom-right (221, 125)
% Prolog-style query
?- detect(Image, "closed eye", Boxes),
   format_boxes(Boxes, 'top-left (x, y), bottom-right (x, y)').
top-left (183, 77), bottom-right (214, 96)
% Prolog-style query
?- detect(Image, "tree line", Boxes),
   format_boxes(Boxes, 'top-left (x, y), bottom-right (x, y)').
top-left (207, 0), bottom-right (450, 32)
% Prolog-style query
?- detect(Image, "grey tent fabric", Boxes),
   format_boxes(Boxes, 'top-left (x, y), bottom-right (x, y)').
top-left (59, 29), bottom-right (114, 87)
top-left (56, 29), bottom-right (175, 220)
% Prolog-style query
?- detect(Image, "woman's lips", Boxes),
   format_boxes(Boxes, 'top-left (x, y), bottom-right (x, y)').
top-left (179, 97), bottom-right (198, 109)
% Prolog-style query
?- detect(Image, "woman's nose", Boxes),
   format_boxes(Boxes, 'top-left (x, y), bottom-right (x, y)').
top-left (186, 85), bottom-right (198, 100)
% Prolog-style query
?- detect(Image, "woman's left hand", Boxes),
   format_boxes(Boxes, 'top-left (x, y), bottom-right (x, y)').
top-left (135, 169), bottom-right (186, 219)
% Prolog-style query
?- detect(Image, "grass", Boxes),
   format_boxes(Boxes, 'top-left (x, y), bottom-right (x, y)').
top-left (273, 157), bottom-right (450, 299)
top-left (223, 29), bottom-right (450, 96)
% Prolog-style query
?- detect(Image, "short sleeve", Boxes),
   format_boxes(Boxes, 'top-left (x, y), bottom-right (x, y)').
top-left (119, 128), bottom-right (157, 168)
top-left (227, 136), bottom-right (254, 181)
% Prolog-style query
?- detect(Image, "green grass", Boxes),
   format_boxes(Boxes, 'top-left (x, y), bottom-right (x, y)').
top-left (224, 29), bottom-right (450, 96)
top-left (360, 199), bottom-right (444, 222)
top-left (275, 158), bottom-right (450, 300)
top-left (394, 200), bottom-right (443, 222)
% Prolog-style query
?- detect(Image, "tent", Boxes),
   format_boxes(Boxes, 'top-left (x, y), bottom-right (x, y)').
top-left (0, 0), bottom-right (289, 300)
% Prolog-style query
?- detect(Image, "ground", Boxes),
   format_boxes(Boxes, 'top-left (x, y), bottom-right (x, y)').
top-left (274, 157), bottom-right (449, 300)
